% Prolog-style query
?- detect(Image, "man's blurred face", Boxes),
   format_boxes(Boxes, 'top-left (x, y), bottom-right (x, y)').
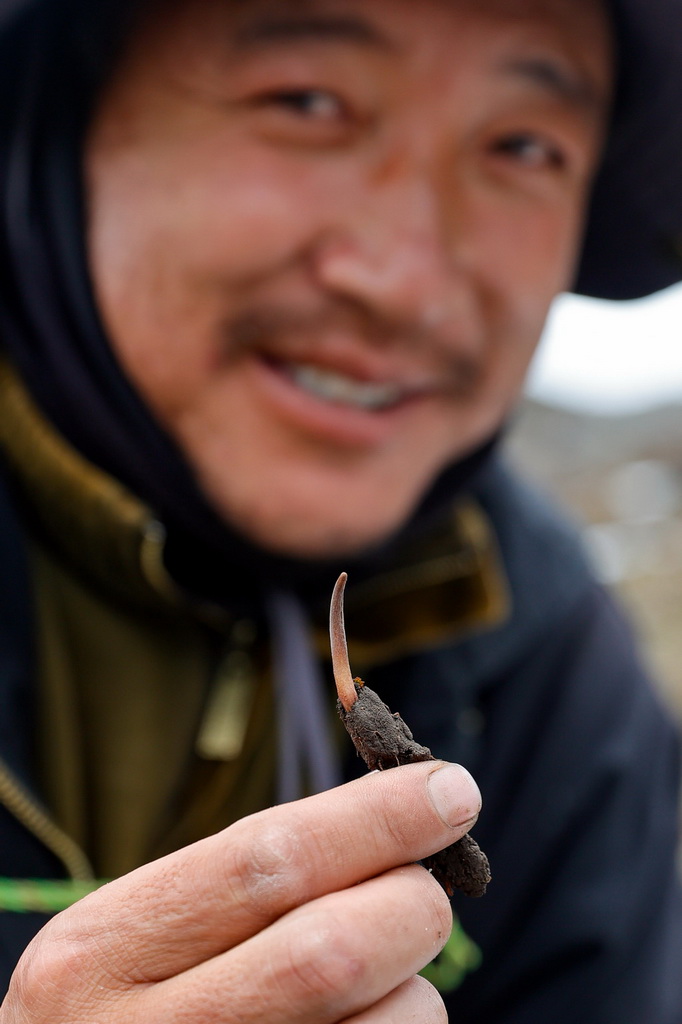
top-left (86, 0), bottom-right (612, 557)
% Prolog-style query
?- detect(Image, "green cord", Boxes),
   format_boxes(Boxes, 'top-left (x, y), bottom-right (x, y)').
top-left (0, 878), bottom-right (108, 914)
top-left (420, 915), bottom-right (482, 993)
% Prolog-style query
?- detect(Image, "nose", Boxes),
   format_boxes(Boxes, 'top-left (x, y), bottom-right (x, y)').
top-left (311, 171), bottom-right (464, 330)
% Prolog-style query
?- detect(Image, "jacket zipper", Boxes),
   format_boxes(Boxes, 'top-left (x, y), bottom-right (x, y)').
top-left (0, 756), bottom-right (94, 882)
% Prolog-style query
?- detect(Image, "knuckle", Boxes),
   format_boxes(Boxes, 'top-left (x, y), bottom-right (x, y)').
top-left (7, 924), bottom-right (88, 1017)
top-left (369, 768), bottom-right (437, 853)
top-left (376, 800), bottom-right (417, 851)
top-left (223, 815), bottom-right (306, 916)
top-left (284, 911), bottom-right (366, 1007)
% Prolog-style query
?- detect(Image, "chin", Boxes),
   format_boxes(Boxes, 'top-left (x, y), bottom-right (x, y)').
top-left (220, 496), bottom-right (412, 561)
top-left (195, 456), bottom-right (440, 560)
top-left (239, 516), bottom-right (397, 561)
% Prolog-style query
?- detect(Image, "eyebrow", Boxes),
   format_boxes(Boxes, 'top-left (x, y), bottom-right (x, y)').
top-left (234, 14), bottom-right (394, 52)
top-left (499, 56), bottom-right (603, 112)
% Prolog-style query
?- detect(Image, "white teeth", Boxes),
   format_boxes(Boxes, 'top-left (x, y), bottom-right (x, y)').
top-left (287, 364), bottom-right (404, 410)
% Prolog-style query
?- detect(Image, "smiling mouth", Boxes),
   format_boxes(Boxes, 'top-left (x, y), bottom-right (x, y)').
top-left (282, 362), bottom-right (407, 411)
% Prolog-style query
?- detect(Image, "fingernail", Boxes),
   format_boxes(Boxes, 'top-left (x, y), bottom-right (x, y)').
top-left (427, 763), bottom-right (481, 828)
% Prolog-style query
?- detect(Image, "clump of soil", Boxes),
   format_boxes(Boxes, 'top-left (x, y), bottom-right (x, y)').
top-left (331, 573), bottom-right (491, 899)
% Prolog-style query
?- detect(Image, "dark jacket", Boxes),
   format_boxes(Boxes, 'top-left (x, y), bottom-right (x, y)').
top-left (1, 450), bottom-right (681, 1023)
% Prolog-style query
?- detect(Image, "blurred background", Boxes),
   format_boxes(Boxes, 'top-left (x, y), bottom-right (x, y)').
top-left (508, 281), bottom-right (682, 721)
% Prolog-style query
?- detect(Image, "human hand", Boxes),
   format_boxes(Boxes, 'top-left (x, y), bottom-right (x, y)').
top-left (1, 760), bottom-right (481, 1023)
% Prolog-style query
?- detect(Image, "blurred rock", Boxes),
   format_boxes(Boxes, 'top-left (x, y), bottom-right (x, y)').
top-left (508, 399), bottom-right (682, 719)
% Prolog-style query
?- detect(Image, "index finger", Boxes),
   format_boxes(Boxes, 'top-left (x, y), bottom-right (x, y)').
top-left (47, 760), bottom-right (480, 983)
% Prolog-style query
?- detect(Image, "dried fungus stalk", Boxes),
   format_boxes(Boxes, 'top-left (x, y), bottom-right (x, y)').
top-left (329, 572), bottom-right (357, 713)
top-left (330, 572), bottom-right (491, 898)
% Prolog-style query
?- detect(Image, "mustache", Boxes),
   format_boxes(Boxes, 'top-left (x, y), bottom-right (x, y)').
top-left (225, 300), bottom-right (482, 395)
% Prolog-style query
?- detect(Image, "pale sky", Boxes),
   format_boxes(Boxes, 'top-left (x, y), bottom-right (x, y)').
top-left (527, 282), bottom-right (682, 415)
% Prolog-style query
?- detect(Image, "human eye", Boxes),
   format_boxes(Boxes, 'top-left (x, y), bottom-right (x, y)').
top-left (265, 87), bottom-right (344, 120)
top-left (490, 131), bottom-right (566, 172)
top-left (248, 84), bottom-right (361, 147)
